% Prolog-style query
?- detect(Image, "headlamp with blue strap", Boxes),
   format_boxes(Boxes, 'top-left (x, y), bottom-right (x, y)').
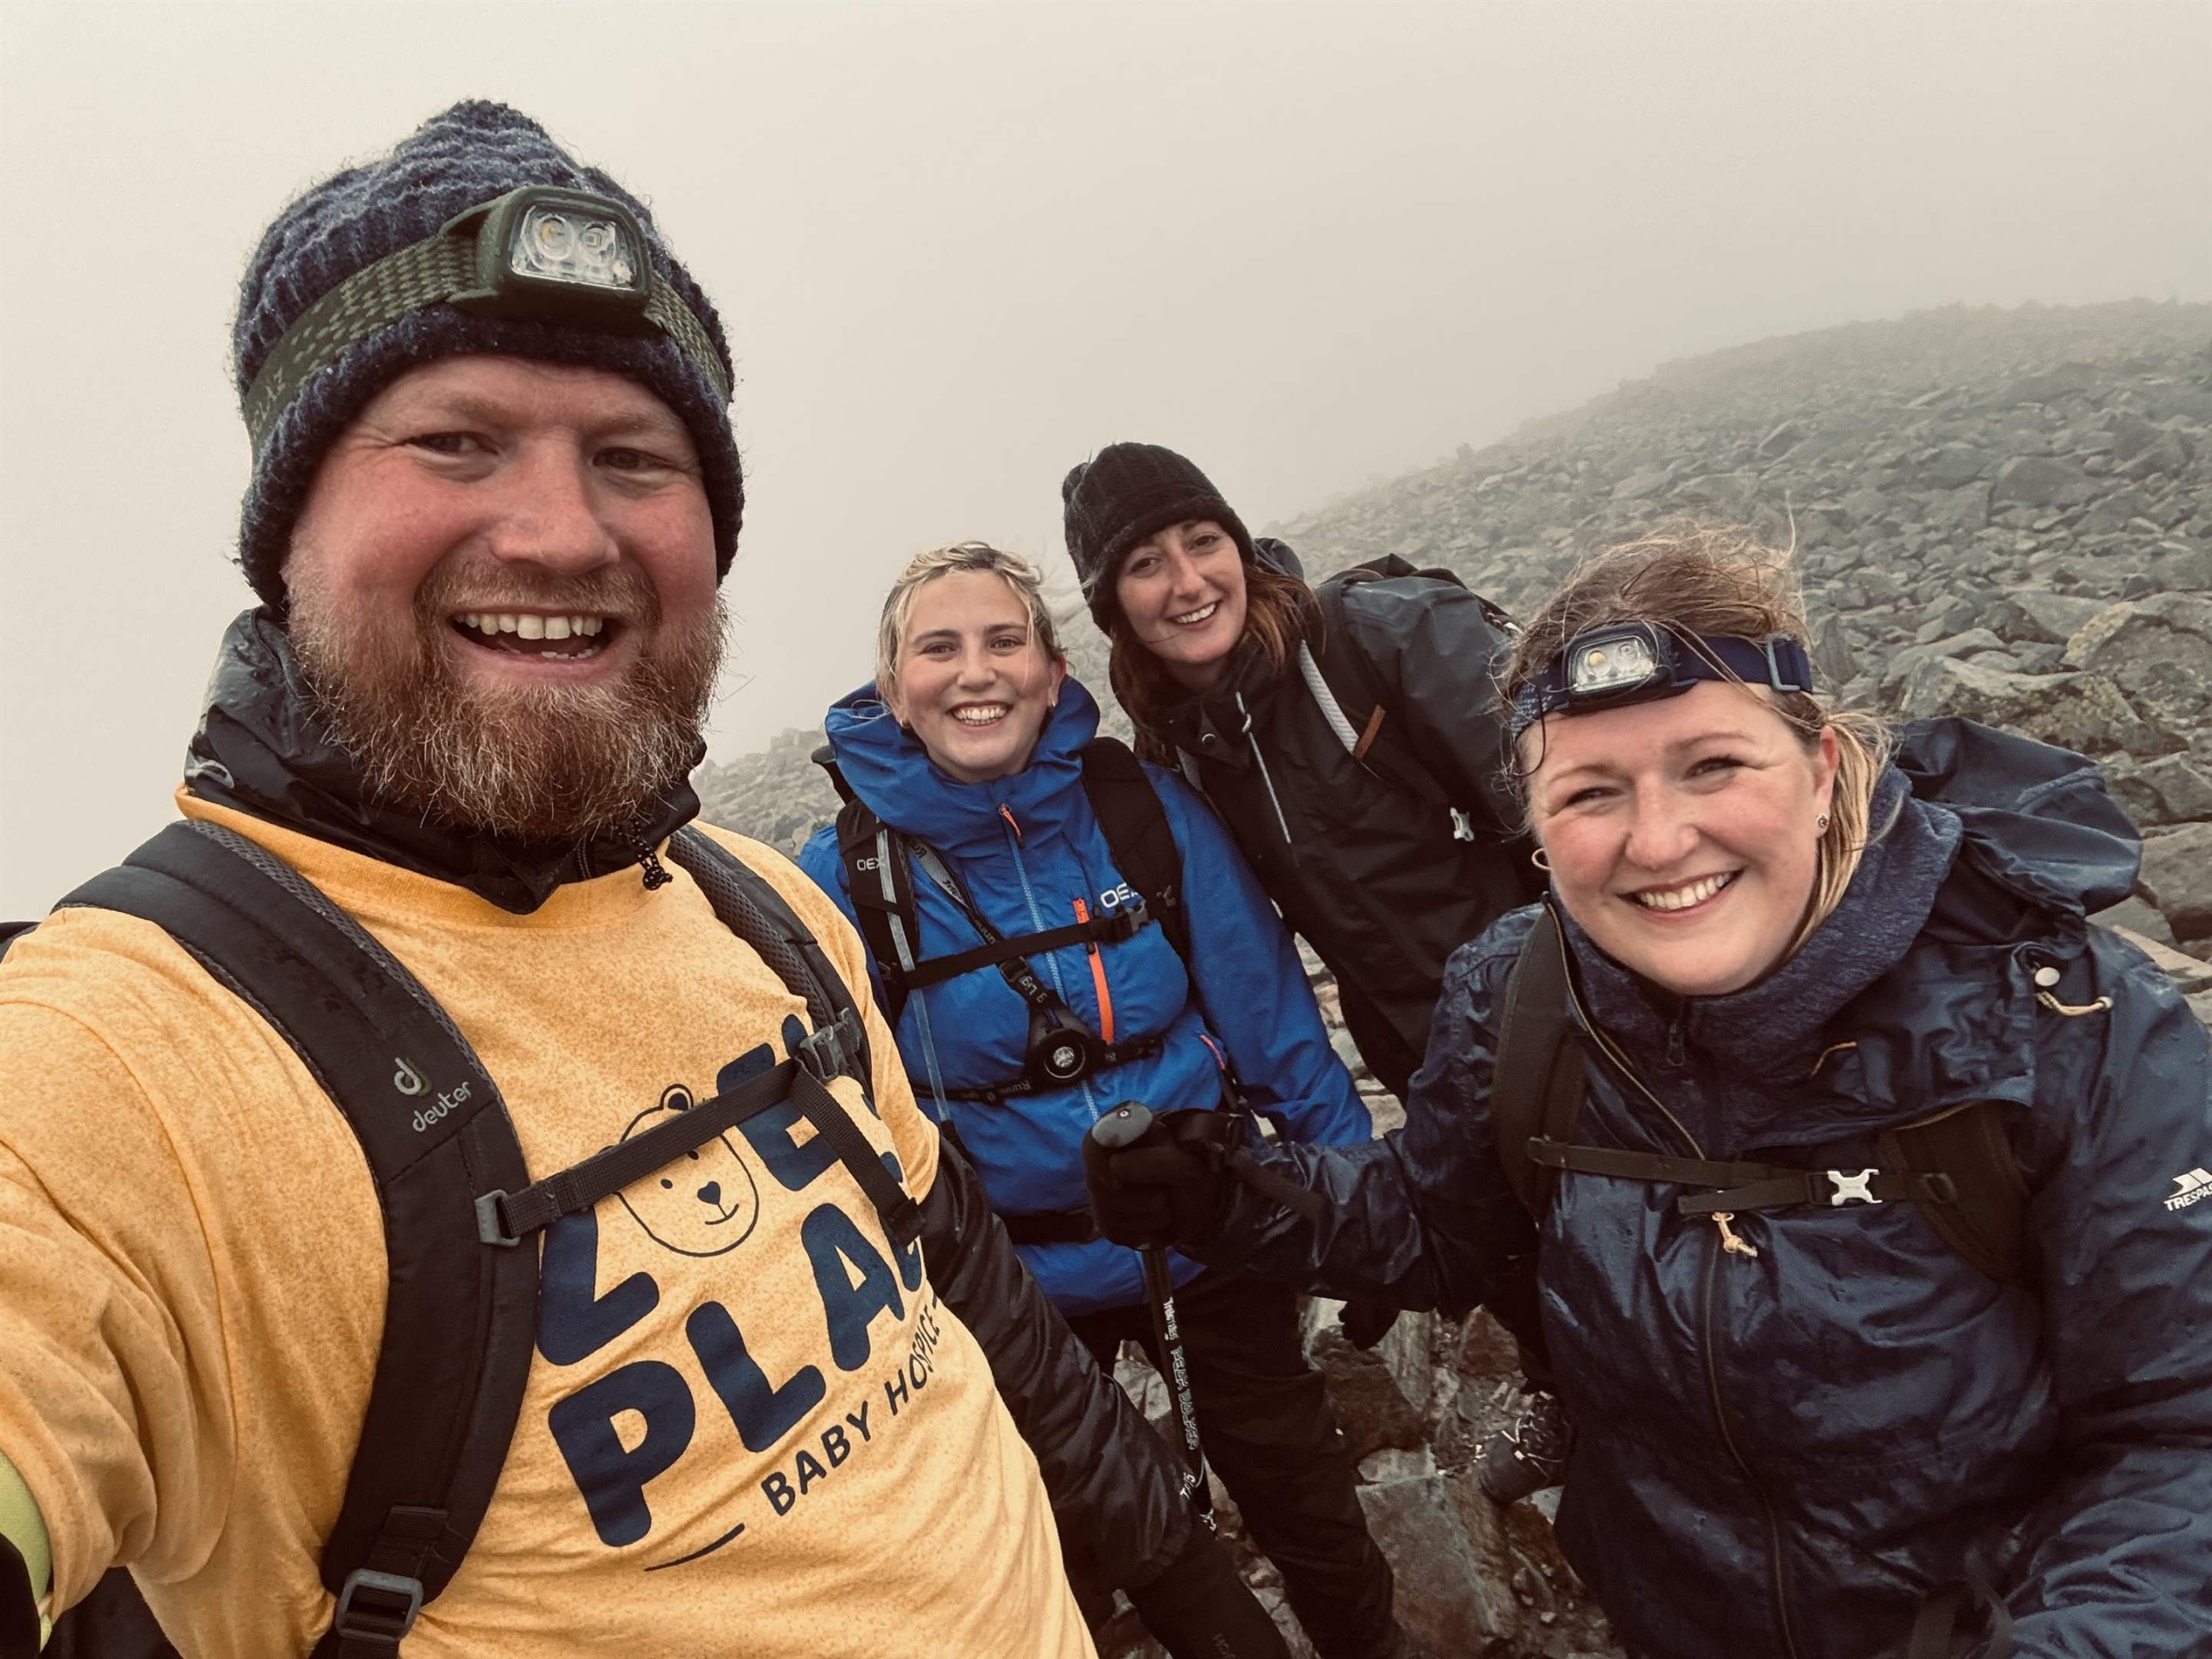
top-left (1510, 624), bottom-right (1816, 744)
top-left (240, 184), bottom-right (731, 458)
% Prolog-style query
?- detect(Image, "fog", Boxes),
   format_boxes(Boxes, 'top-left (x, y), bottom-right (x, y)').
top-left (3, 0), bottom-right (2207, 916)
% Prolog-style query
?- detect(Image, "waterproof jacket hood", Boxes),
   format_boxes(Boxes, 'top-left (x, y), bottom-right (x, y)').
top-left (185, 609), bottom-right (700, 912)
top-left (1198, 719), bottom-right (2212, 1658)
top-left (803, 676), bottom-right (1370, 1313)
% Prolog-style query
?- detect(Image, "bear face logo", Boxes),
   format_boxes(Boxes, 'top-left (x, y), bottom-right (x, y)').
top-left (616, 1085), bottom-right (763, 1256)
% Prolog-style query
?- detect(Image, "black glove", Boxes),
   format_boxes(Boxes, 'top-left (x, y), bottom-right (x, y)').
top-left (1338, 1298), bottom-right (1401, 1351)
top-left (1083, 1103), bottom-right (1238, 1249)
top-left (1125, 1521), bottom-right (1289, 1659)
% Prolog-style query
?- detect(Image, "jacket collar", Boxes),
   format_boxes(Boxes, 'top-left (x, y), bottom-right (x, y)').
top-left (183, 608), bottom-right (700, 914)
top-left (823, 676), bottom-right (1101, 855)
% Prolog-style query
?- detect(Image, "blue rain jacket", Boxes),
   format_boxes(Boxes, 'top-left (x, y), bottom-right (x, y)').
top-left (800, 677), bottom-right (1370, 1314)
top-left (1198, 719), bottom-right (2212, 1657)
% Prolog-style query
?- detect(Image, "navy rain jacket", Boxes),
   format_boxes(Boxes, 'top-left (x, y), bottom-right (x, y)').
top-left (799, 677), bottom-right (1370, 1315)
top-left (1190, 720), bottom-right (2212, 1657)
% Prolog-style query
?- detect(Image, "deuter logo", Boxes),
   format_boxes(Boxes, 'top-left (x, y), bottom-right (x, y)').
top-left (1096, 882), bottom-right (1141, 912)
top-left (410, 1081), bottom-right (472, 1135)
top-left (2163, 1168), bottom-right (2212, 1213)
top-left (392, 1058), bottom-right (428, 1097)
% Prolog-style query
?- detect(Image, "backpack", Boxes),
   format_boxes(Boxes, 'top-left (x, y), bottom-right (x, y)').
top-left (0, 817), bottom-right (912, 1658)
top-left (815, 735), bottom-right (1192, 1029)
top-left (1487, 905), bottom-right (2031, 1284)
top-left (1292, 553), bottom-right (1518, 846)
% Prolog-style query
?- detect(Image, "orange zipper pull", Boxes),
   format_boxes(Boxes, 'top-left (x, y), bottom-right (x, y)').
top-left (1711, 1211), bottom-right (1758, 1259)
top-left (1073, 898), bottom-right (1115, 1042)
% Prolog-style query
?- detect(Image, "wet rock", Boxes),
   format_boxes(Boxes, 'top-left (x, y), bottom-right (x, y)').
top-left (1990, 455), bottom-right (2096, 511)
top-left (1305, 1300), bottom-right (1430, 1459)
top-left (2138, 823), bottom-right (2212, 941)
top-left (1357, 1471), bottom-right (1518, 1652)
top-left (2107, 927), bottom-right (2212, 995)
top-left (2063, 594), bottom-right (2212, 727)
top-left (1981, 589), bottom-right (2108, 645)
top-left (1897, 658), bottom-right (2170, 759)
top-left (1878, 629), bottom-right (2008, 700)
top-left (2090, 895), bottom-right (2177, 948)
top-left (2100, 753), bottom-right (2212, 827)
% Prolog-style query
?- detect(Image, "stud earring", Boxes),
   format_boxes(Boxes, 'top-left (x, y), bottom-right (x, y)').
top-left (1815, 813), bottom-right (1830, 834)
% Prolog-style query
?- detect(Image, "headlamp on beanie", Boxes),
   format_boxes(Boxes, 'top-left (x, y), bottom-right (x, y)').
top-left (1510, 624), bottom-right (1815, 743)
top-left (240, 184), bottom-right (729, 458)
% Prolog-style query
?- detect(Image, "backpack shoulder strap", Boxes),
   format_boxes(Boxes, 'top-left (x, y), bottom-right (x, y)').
top-left (820, 798), bottom-right (920, 1027)
top-left (666, 827), bottom-right (872, 1089)
top-left (1077, 737), bottom-right (1192, 969)
top-left (1880, 1102), bottom-right (2031, 1286)
top-left (1306, 571), bottom-right (1459, 817)
top-left (60, 820), bottom-right (537, 1659)
top-left (1490, 906), bottom-right (1587, 1220)
top-left (0, 921), bottom-right (33, 960)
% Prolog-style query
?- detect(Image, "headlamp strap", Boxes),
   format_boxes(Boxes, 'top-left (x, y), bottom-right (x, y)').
top-left (241, 190), bottom-right (731, 456)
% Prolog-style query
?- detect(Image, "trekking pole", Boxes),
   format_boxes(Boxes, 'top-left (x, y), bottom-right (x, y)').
top-left (1089, 1103), bottom-right (1217, 1532)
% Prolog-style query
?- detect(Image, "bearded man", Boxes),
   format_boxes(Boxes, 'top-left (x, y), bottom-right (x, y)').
top-left (0, 102), bottom-right (1283, 1659)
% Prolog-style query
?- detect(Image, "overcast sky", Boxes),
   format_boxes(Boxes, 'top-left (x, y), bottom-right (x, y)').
top-left (3, 0), bottom-right (2208, 915)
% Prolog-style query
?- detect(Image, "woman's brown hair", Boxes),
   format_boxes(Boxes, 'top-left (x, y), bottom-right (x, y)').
top-left (1109, 559), bottom-right (1318, 736)
top-left (1501, 524), bottom-right (1892, 941)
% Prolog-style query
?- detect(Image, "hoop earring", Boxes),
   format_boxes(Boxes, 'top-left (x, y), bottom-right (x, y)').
top-left (1530, 847), bottom-right (1553, 872)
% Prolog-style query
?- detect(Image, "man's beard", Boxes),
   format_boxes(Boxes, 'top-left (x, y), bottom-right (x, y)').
top-left (289, 557), bottom-right (725, 843)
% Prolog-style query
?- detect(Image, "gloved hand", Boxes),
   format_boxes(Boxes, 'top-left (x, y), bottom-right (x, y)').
top-left (1083, 1103), bottom-right (1238, 1249)
top-left (1338, 1299), bottom-right (1401, 1351)
top-left (1125, 1520), bottom-right (1289, 1659)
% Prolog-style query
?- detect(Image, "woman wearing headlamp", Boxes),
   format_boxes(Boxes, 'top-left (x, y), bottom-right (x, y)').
top-left (1083, 526), bottom-right (2212, 1658)
top-left (798, 543), bottom-right (1408, 1659)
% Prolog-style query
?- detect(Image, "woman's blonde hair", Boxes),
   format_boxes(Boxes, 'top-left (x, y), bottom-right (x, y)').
top-left (1109, 558), bottom-right (1318, 737)
top-left (874, 542), bottom-right (1064, 706)
top-left (1501, 524), bottom-right (1892, 940)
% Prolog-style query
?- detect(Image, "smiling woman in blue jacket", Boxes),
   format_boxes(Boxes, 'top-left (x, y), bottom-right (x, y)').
top-left (799, 543), bottom-right (1402, 1659)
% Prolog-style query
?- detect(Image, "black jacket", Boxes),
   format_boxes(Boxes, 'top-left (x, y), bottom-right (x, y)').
top-left (1192, 721), bottom-right (2212, 1657)
top-left (1154, 547), bottom-right (1539, 1096)
top-left (184, 609), bottom-right (1201, 1600)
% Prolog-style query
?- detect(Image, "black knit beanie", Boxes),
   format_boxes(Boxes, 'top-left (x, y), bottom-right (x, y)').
top-left (1061, 442), bottom-right (1253, 630)
top-left (232, 100), bottom-right (741, 608)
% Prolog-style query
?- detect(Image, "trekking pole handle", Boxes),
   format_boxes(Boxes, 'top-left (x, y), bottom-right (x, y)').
top-left (1090, 1098), bottom-right (1154, 1152)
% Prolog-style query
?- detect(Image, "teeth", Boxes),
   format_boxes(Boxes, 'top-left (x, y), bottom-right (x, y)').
top-left (498, 613), bottom-right (519, 634)
top-left (953, 706), bottom-right (1007, 726)
top-left (1633, 872), bottom-right (1736, 912)
top-left (543, 616), bottom-right (571, 640)
top-left (478, 616), bottom-right (501, 635)
top-left (517, 614), bottom-right (545, 639)
top-left (1170, 601), bottom-right (1219, 626)
top-left (456, 612), bottom-right (607, 641)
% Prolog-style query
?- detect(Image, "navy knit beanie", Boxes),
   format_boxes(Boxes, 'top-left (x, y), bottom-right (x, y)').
top-left (1061, 442), bottom-right (1253, 630)
top-left (232, 100), bottom-right (741, 608)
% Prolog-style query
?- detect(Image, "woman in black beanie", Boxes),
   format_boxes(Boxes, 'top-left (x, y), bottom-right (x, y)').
top-left (1062, 442), bottom-right (1562, 1500)
top-left (1061, 443), bottom-right (1537, 1105)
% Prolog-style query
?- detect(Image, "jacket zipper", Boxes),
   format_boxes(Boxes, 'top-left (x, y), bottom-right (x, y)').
top-left (1072, 898), bottom-right (1116, 1042)
top-left (1236, 691), bottom-right (1295, 849)
top-left (1701, 1234), bottom-right (1801, 1658)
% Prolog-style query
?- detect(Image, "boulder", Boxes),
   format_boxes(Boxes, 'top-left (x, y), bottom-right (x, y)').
top-left (2138, 823), bottom-right (2212, 940)
top-left (1878, 628), bottom-right (2008, 700)
top-left (1355, 1471), bottom-right (1518, 1652)
top-left (1981, 589), bottom-right (2108, 645)
top-left (1897, 658), bottom-right (2171, 759)
top-left (1304, 1300), bottom-right (1429, 1459)
top-left (2063, 594), bottom-right (2212, 726)
top-left (1811, 613), bottom-right (1860, 688)
top-left (1990, 455), bottom-right (2096, 510)
top-left (1922, 443), bottom-right (1994, 488)
top-left (2100, 753), bottom-right (2212, 827)
top-left (2090, 895), bottom-right (2177, 948)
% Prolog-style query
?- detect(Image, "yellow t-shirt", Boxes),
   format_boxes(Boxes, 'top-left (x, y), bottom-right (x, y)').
top-left (0, 796), bottom-right (1091, 1658)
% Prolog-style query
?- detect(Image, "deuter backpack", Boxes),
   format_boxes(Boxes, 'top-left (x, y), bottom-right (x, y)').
top-left (2, 818), bottom-right (910, 1657)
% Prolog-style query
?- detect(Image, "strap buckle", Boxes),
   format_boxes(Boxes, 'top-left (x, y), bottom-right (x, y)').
top-left (474, 1190), bottom-right (521, 1248)
top-left (796, 1007), bottom-right (863, 1084)
top-left (333, 1568), bottom-right (423, 1647)
top-left (1827, 1168), bottom-right (1881, 1206)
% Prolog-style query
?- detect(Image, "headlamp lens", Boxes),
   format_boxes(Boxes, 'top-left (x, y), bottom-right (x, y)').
top-left (510, 203), bottom-right (638, 290)
top-left (1568, 632), bottom-right (1659, 697)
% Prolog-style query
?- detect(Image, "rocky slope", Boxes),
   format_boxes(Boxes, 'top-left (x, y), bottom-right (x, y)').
top-left (697, 301), bottom-right (2212, 1656)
